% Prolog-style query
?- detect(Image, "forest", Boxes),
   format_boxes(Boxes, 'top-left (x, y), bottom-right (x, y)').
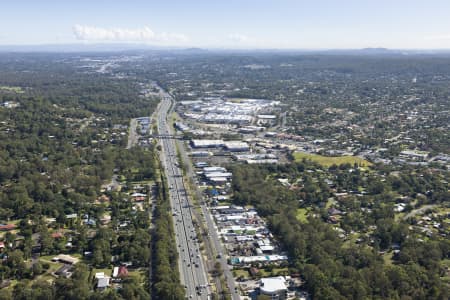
top-left (0, 54), bottom-right (165, 299)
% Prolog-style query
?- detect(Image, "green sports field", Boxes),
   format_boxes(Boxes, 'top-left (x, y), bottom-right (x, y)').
top-left (293, 152), bottom-right (372, 167)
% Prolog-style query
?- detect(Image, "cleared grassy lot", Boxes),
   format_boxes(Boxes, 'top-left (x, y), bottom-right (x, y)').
top-left (293, 152), bottom-right (372, 167)
top-left (0, 86), bottom-right (24, 93)
top-left (296, 208), bottom-right (309, 223)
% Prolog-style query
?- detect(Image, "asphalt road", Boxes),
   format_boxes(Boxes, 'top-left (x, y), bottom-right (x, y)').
top-left (403, 204), bottom-right (437, 220)
top-left (156, 92), bottom-right (211, 299)
top-left (175, 139), bottom-right (240, 300)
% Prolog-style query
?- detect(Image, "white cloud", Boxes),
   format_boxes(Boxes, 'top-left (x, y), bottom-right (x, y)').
top-left (228, 33), bottom-right (249, 43)
top-left (424, 34), bottom-right (450, 41)
top-left (73, 24), bottom-right (188, 44)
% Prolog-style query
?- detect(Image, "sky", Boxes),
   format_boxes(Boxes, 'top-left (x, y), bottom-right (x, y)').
top-left (2, 0), bottom-right (450, 49)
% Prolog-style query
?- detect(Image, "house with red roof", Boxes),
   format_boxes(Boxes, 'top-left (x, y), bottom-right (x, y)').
top-left (118, 265), bottom-right (129, 278)
top-left (51, 232), bottom-right (64, 239)
top-left (0, 224), bottom-right (16, 231)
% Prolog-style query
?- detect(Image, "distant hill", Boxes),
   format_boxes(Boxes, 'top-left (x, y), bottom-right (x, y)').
top-left (182, 47), bottom-right (208, 53)
top-left (322, 47), bottom-right (402, 55)
top-left (360, 47), bottom-right (391, 53)
top-left (0, 44), bottom-right (449, 55)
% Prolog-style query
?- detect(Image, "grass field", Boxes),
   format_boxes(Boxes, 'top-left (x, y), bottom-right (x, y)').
top-left (259, 267), bottom-right (289, 277)
top-left (28, 256), bottom-right (64, 285)
top-left (228, 98), bottom-right (246, 103)
top-left (128, 269), bottom-right (146, 284)
top-left (170, 111), bottom-right (180, 123)
top-left (0, 86), bottom-right (24, 93)
top-left (325, 198), bottom-right (336, 209)
top-left (296, 208), bottom-right (309, 223)
top-left (441, 259), bottom-right (450, 268)
top-left (383, 252), bottom-right (394, 266)
top-left (293, 152), bottom-right (372, 167)
top-left (342, 233), bottom-right (360, 249)
top-left (233, 269), bottom-right (249, 279)
top-left (92, 268), bottom-right (112, 277)
top-left (39, 255), bottom-right (59, 263)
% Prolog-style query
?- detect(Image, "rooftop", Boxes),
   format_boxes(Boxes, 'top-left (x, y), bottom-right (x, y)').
top-left (260, 276), bottom-right (288, 294)
top-left (97, 277), bottom-right (110, 288)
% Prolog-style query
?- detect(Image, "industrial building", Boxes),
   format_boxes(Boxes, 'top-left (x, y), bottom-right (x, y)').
top-left (191, 139), bottom-right (224, 148)
top-left (174, 122), bottom-right (190, 132)
top-left (179, 98), bottom-right (280, 127)
top-left (259, 276), bottom-right (288, 300)
top-left (223, 141), bottom-right (250, 152)
top-left (189, 151), bottom-right (212, 157)
top-left (203, 166), bottom-right (227, 173)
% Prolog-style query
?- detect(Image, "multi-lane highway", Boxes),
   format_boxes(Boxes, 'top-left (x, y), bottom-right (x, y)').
top-left (156, 92), bottom-right (210, 299)
top-left (175, 139), bottom-right (240, 300)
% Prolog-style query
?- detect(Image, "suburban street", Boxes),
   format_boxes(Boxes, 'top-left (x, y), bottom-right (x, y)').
top-left (155, 91), bottom-right (211, 299)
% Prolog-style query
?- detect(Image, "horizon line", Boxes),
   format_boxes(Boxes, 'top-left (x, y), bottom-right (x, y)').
top-left (1, 43), bottom-right (450, 53)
